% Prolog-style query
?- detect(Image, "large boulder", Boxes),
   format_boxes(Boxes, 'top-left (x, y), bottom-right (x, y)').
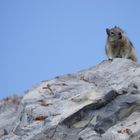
top-left (1, 58), bottom-right (140, 140)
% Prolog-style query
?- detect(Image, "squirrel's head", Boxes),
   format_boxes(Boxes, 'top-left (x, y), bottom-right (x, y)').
top-left (106, 26), bottom-right (124, 42)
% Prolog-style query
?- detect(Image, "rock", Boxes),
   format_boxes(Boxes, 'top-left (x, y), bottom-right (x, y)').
top-left (102, 112), bottom-right (140, 140)
top-left (1, 58), bottom-right (140, 140)
top-left (0, 95), bottom-right (22, 138)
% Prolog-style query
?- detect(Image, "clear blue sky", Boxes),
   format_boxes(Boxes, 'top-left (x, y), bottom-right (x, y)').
top-left (0, 0), bottom-right (140, 99)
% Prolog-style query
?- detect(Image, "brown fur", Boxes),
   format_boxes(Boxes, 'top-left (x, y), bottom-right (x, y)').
top-left (105, 26), bottom-right (137, 62)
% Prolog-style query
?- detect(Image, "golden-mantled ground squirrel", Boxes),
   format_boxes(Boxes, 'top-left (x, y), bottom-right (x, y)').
top-left (105, 26), bottom-right (138, 62)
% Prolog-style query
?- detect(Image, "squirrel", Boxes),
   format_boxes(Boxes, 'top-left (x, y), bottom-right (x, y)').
top-left (105, 26), bottom-right (138, 62)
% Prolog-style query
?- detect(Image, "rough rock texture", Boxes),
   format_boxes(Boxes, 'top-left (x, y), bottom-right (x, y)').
top-left (0, 96), bottom-right (22, 138)
top-left (1, 58), bottom-right (140, 140)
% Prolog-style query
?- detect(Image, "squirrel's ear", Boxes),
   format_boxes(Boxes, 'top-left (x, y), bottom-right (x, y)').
top-left (114, 26), bottom-right (118, 28)
top-left (106, 28), bottom-right (110, 35)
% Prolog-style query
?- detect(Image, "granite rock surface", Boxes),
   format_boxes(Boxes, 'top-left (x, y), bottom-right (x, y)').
top-left (1, 58), bottom-right (140, 140)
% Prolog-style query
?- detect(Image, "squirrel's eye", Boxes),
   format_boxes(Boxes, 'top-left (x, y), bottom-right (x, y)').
top-left (110, 31), bottom-right (114, 35)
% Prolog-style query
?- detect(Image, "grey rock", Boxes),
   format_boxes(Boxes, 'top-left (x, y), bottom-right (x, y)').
top-left (0, 95), bottom-right (22, 138)
top-left (1, 58), bottom-right (140, 140)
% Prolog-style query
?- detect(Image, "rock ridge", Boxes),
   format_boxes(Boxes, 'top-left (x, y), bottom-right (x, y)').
top-left (0, 58), bottom-right (140, 140)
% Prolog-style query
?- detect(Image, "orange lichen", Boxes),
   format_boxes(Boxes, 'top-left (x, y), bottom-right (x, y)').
top-left (38, 100), bottom-right (53, 106)
top-left (117, 128), bottom-right (133, 135)
top-left (34, 115), bottom-right (48, 121)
